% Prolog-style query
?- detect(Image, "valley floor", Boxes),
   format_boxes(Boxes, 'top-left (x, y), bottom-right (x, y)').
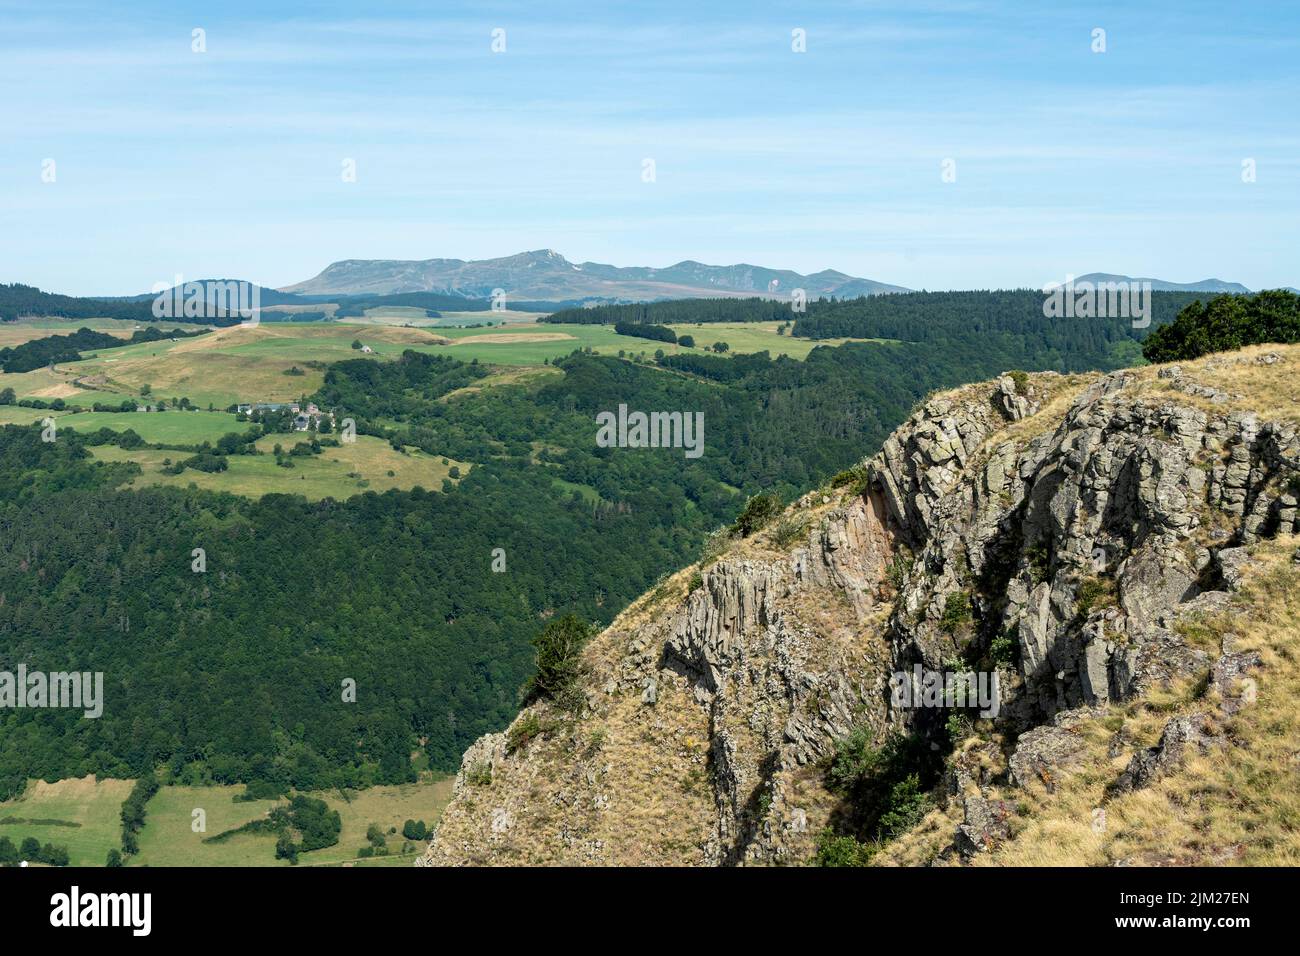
top-left (0, 776), bottom-right (454, 867)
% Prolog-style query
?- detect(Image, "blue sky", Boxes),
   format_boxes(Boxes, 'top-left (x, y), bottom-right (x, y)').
top-left (1, 0), bottom-right (1296, 295)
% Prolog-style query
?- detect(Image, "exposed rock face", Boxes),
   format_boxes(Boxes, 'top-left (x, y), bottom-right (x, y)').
top-left (1112, 713), bottom-right (1218, 794)
top-left (422, 360), bottom-right (1299, 866)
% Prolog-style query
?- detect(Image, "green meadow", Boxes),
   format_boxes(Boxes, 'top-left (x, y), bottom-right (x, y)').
top-left (0, 774), bottom-right (454, 867)
top-left (0, 777), bottom-right (135, 867)
top-left (56, 409), bottom-right (249, 444)
top-left (131, 778), bottom-right (454, 867)
top-left (90, 436), bottom-right (469, 501)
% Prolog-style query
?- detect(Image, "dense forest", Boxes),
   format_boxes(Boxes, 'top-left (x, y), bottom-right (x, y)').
top-left (613, 321), bottom-right (677, 344)
top-left (544, 297), bottom-right (793, 325)
top-left (789, 289), bottom-right (1201, 342)
top-left (0, 284), bottom-right (160, 323)
top-left (544, 289), bottom-right (1226, 375)
top-left (0, 293), bottom-right (1184, 796)
top-left (1141, 289), bottom-right (1300, 362)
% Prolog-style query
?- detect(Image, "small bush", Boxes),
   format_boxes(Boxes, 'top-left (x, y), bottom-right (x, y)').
top-left (989, 632), bottom-right (1019, 667)
top-left (939, 591), bottom-right (973, 635)
top-left (829, 464), bottom-right (870, 497)
top-left (945, 712), bottom-right (972, 745)
top-left (875, 773), bottom-right (930, 838)
top-left (402, 819), bottom-right (428, 841)
top-left (769, 515), bottom-right (809, 549)
top-left (521, 614), bottom-right (594, 710)
top-left (815, 830), bottom-right (874, 867)
top-left (1076, 575), bottom-right (1117, 617)
top-left (886, 553), bottom-right (913, 593)
top-left (699, 527), bottom-right (733, 567)
top-left (828, 726), bottom-right (876, 793)
top-left (732, 492), bottom-right (782, 537)
top-left (1026, 543), bottom-right (1051, 584)
top-left (506, 712), bottom-right (546, 754)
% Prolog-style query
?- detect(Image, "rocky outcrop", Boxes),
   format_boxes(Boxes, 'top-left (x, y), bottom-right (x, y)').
top-left (1112, 713), bottom-right (1218, 794)
top-left (422, 354), bottom-right (1299, 867)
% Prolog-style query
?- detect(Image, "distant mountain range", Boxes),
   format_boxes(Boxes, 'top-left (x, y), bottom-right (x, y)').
top-left (1069, 273), bottom-right (1253, 294)
top-left (279, 249), bottom-right (912, 301)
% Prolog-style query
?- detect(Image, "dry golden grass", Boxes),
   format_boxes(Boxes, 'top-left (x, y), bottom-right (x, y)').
top-left (1129, 342), bottom-right (1300, 422)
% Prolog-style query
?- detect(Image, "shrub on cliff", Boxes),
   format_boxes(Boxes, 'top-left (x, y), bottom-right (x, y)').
top-left (521, 614), bottom-right (594, 711)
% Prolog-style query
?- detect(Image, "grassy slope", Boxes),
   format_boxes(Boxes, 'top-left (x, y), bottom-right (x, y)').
top-left (89, 436), bottom-right (469, 501)
top-left (0, 776), bottom-right (134, 867)
top-left (1, 774), bottom-right (454, 868)
top-left (131, 778), bottom-right (454, 867)
top-left (59, 409), bottom-right (247, 443)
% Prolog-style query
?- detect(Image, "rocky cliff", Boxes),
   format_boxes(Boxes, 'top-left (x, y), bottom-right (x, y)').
top-left (421, 344), bottom-right (1300, 866)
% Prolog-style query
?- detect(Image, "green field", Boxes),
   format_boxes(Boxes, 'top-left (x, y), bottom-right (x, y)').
top-left (132, 778), bottom-right (454, 867)
top-left (56, 409), bottom-right (249, 444)
top-left (90, 435), bottom-right (470, 501)
top-left (345, 308), bottom-right (548, 328)
top-left (664, 322), bottom-right (894, 358)
top-left (0, 405), bottom-right (55, 426)
top-left (1, 774), bottom-right (454, 867)
top-left (0, 407), bottom-right (251, 446)
top-left (0, 777), bottom-right (135, 867)
top-left (0, 317), bottom-right (871, 411)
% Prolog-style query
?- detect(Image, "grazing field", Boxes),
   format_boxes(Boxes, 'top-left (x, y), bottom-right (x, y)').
top-left (56, 323), bottom-right (453, 408)
top-left (0, 777), bottom-right (134, 867)
top-left (56, 409), bottom-right (249, 444)
top-left (0, 405), bottom-right (55, 426)
top-left (428, 322), bottom-right (634, 364)
top-left (0, 365), bottom-right (98, 401)
top-left (346, 309), bottom-right (548, 328)
top-left (432, 321), bottom-right (888, 364)
top-left (0, 317), bottom-right (866, 410)
top-left (89, 435), bottom-right (469, 500)
top-left (131, 785), bottom-right (283, 867)
top-left (131, 777), bottom-right (455, 867)
top-left (663, 322), bottom-right (894, 358)
top-left (299, 777), bottom-right (455, 867)
top-left (0, 317), bottom-right (209, 348)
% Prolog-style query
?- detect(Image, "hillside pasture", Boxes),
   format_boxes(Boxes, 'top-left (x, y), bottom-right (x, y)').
top-left (55, 409), bottom-right (249, 445)
top-left (0, 776), bottom-right (134, 867)
top-left (130, 777), bottom-right (455, 867)
top-left (89, 435), bottom-right (469, 500)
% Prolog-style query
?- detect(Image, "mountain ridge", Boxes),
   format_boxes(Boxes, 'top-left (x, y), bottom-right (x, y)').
top-left (281, 252), bottom-right (1281, 302)
top-left (1070, 273), bottom-right (1252, 293)
top-left (280, 249), bottom-right (910, 301)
